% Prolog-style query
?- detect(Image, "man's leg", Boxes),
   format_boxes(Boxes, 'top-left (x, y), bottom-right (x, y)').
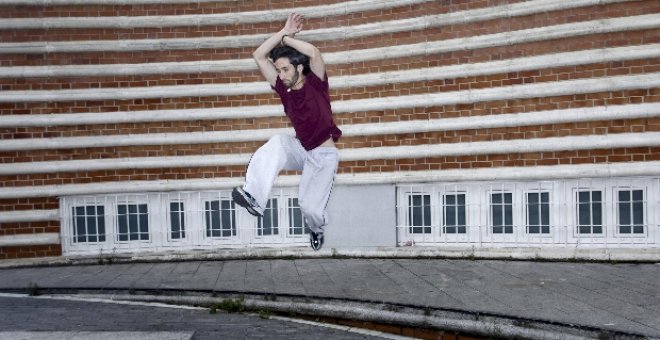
top-left (237, 134), bottom-right (305, 215)
top-left (298, 147), bottom-right (339, 250)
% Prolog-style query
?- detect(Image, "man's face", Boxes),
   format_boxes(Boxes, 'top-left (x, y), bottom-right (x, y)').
top-left (274, 58), bottom-right (302, 88)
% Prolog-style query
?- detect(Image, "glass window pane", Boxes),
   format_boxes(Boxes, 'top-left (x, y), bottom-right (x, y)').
top-left (492, 204), bottom-right (503, 226)
top-left (592, 201), bottom-right (602, 227)
top-left (97, 207), bottom-right (106, 242)
top-left (619, 201), bottom-right (631, 226)
top-left (527, 192), bottom-right (549, 234)
top-left (408, 194), bottom-right (431, 234)
top-left (445, 205), bottom-right (456, 226)
top-left (457, 205), bottom-right (466, 226)
top-left (577, 190), bottom-right (602, 234)
top-left (578, 202), bottom-right (591, 227)
top-left (170, 202), bottom-right (184, 239)
top-left (259, 199), bottom-right (279, 236)
top-left (139, 205), bottom-right (149, 240)
top-left (443, 194), bottom-right (466, 234)
top-left (71, 205), bottom-right (105, 243)
top-left (528, 204), bottom-right (539, 226)
top-left (541, 201), bottom-right (549, 227)
top-left (288, 198), bottom-right (309, 235)
top-left (528, 193), bottom-right (539, 205)
top-left (117, 205), bottom-right (128, 241)
top-left (129, 212), bottom-right (138, 240)
top-left (633, 201), bottom-right (644, 225)
top-left (504, 204), bottom-right (512, 226)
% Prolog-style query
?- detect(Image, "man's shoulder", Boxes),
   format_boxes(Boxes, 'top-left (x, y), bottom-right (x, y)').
top-left (306, 71), bottom-right (329, 90)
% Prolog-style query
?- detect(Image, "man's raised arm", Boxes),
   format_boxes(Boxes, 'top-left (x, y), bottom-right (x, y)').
top-left (252, 13), bottom-right (303, 87)
top-left (280, 15), bottom-right (326, 79)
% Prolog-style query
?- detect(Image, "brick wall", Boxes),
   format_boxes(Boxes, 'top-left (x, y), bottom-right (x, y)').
top-left (1, 0), bottom-right (658, 258)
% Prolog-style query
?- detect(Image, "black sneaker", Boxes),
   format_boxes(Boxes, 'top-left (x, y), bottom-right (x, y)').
top-left (310, 231), bottom-right (324, 251)
top-left (232, 187), bottom-right (262, 217)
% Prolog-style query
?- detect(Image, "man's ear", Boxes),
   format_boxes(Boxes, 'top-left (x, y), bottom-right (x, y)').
top-left (297, 64), bottom-right (304, 74)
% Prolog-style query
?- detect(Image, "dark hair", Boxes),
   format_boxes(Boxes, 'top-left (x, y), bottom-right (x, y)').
top-left (269, 46), bottom-right (311, 75)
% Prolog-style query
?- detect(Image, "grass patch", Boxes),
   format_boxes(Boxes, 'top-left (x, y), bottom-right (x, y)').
top-left (210, 297), bottom-right (245, 314)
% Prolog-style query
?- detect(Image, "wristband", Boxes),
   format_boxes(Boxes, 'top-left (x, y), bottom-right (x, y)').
top-left (280, 34), bottom-right (288, 46)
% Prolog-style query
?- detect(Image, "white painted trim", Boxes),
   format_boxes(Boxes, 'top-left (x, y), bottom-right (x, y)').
top-left (1, 131), bottom-right (659, 175)
top-left (340, 162), bottom-right (660, 186)
top-left (1, 102), bottom-right (658, 153)
top-left (0, 0), bottom-right (430, 29)
top-left (337, 72), bottom-right (659, 114)
top-left (0, 70), bottom-right (657, 134)
top-left (0, 209), bottom-right (59, 223)
top-left (330, 13), bottom-right (660, 65)
top-left (2, 44), bottom-right (658, 126)
top-left (1, 12), bottom-right (657, 55)
top-left (342, 132), bottom-right (660, 161)
top-left (2, 42), bottom-right (659, 102)
top-left (0, 233), bottom-right (60, 247)
top-left (1, 161), bottom-right (659, 199)
top-left (5, 41), bottom-right (654, 79)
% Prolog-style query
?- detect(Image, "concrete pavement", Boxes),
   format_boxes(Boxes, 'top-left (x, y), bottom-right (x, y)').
top-left (0, 258), bottom-right (659, 339)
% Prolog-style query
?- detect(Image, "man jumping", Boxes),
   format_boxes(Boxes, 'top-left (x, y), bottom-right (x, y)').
top-left (232, 13), bottom-right (342, 251)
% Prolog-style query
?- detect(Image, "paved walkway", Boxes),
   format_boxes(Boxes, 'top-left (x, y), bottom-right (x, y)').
top-left (1, 258), bottom-right (659, 339)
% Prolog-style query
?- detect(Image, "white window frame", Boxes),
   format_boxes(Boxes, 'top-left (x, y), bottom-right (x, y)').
top-left (573, 186), bottom-right (606, 239)
top-left (614, 187), bottom-right (646, 238)
top-left (525, 191), bottom-right (550, 235)
top-left (285, 196), bottom-right (311, 240)
top-left (438, 183), bottom-right (472, 244)
top-left (484, 183), bottom-right (521, 244)
top-left (200, 192), bottom-right (239, 244)
top-left (166, 196), bottom-right (188, 243)
top-left (62, 196), bottom-right (113, 254)
top-left (114, 194), bottom-right (153, 248)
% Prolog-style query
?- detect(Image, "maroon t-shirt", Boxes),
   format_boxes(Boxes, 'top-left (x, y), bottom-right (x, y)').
top-left (273, 72), bottom-right (342, 151)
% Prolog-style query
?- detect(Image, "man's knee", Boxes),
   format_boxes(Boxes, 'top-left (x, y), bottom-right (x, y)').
top-left (258, 134), bottom-right (287, 154)
top-left (266, 134), bottom-right (289, 146)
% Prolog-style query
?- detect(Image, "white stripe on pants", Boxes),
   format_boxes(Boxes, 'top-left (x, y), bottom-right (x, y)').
top-left (243, 134), bottom-right (339, 233)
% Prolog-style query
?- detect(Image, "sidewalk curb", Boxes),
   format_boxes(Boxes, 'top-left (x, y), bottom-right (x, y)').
top-left (2, 246), bottom-right (660, 269)
top-left (8, 289), bottom-right (646, 340)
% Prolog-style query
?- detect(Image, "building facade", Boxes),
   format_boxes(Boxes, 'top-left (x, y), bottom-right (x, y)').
top-left (1, 0), bottom-right (659, 260)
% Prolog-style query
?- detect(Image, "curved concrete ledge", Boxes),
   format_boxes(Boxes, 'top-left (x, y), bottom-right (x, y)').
top-left (65, 292), bottom-right (615, 340)
top-left (3, 244), bottom-right (660, 268)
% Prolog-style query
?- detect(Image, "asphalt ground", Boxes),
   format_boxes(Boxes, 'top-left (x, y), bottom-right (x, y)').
top-left (0, 294), bottom-right (399, 340)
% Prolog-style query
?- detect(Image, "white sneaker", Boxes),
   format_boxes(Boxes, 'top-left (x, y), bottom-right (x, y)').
top-left (310, 231), bottom-right (324, 251)
top-left (232, 187), bottom-right (263, 217)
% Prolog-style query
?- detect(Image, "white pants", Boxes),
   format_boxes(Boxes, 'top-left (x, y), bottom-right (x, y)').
top-left (243, 134), bottom-right (339, 233)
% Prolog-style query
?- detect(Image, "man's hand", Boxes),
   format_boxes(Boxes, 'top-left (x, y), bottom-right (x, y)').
top-left (284, 13), bottom-right (304, 37)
